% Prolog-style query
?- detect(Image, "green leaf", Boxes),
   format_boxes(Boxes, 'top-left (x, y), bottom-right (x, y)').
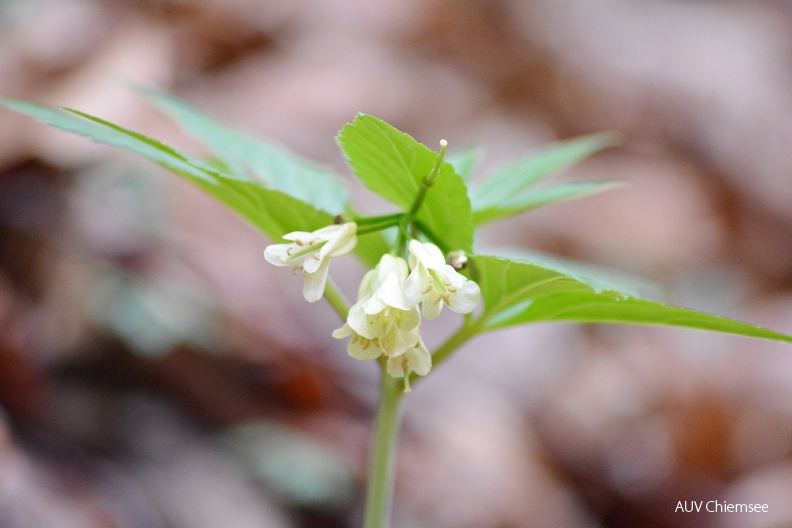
top-left (445, 146), bottom-right (481, 183)
top-left (134, 86), bottom-right (347, 215)
top-left (57, 108), bottom-right (336, 236)
top-left (469, 132), bottom-right (617, 212)
top-left (337, 114), bottom-right (474, 252)
top-left (0, 99), bottom-right (217, 182)
top-left (472, 180), bottom-right (626, 225)
top-left (470, 255), bottom-right (792, 343)
top-left (0, 99), bottom-right (334, 240)
top-left (482, 248), bottom-right (660, 298)
top-left (189, 173), bottom-right (335, 239)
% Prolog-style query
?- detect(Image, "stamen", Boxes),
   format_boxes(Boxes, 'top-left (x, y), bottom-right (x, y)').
top-left (292, 267), bottom-right (299, 276)
top-left (285, 240), bottom-right (327, 261)
top-left (403, 367), bottom-right (412, 394)
top-left (295, 239), bottom-right (304, 246)
top-left (312, 253), bottom-right (321, 261)
top-left (448, 286), bottom-right (457, 293)
top-left (421, 285), bottom-right (432, 295)
top-left (428, 269), bottom-right (447, 293)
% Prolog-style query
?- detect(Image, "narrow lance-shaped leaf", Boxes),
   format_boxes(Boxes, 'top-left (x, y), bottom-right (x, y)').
top-left (470, 255), bottom-right (792, 343)
top-left (0, 100), bottom-right (335, 240)
top-left (135, 89), bottom-right (388, 266)
top-left (469, 132), bottom-right (617, 212)
top-left (134, 86), bottom-right (347, 215)
top-left (480, 247), bottom-right (661, 298)
top-left (472, 180), bottom-right (627, 225)
top-left (59, 108), bottom-right (337, 237)
top-left (337, 114), bottom-right (474, 252)
top-left (0, 99), bottom-right (216, 182)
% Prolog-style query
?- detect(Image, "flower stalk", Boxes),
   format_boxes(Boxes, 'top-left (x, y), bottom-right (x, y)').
top-left (363, 366), bottom-right (405, 528)
top-left (393, 140), bottom-right (447, 254)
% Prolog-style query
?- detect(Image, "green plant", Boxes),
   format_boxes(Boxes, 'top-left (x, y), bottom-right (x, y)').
top-left (2, 89), bottom-right (790, 528)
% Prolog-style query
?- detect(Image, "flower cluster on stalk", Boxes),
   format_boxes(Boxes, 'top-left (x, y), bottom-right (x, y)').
top-left (333, 241), bottom-right (481, 389)
top-left (265, 221), bottom-right (480, 392)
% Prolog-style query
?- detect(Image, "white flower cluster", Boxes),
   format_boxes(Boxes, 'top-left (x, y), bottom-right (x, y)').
top-left (265, 224), bottom-right (481, 388)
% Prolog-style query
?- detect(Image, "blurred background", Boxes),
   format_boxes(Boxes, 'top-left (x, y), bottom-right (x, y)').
top-left (1, 0), bottom-right (792, 527)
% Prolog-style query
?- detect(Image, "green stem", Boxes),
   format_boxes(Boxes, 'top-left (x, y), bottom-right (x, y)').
top-left (354, 213), bottom-right (404, 226)
top-left (357, 220), bottom-right (401, 236)
top-left (361, 320), bottom-right (482, 527)
top-left (363, 368), bottom-right (405, 528)
top-left (324, 277), bottom-right (350, 320)
top-left (393, 141), bottom-right (447, 253)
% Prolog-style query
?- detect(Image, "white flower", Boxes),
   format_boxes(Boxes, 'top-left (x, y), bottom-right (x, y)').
top-left (333, 254), bottom-right (432, 380)
top-left (264, 222), bottom-right (357, 302)
top-left (347, 255), bottom-right (419, 339)
top-left (405, 240), bottom-right (481, 319)
top-left (332, 322), bottom-right (424, 363)
top-left (386, 329), bottom-right (432, 378)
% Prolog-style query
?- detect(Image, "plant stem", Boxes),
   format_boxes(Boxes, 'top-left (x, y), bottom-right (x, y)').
top-left (393, 141), bottom-right (447, 253)
top-left (361, 321), bottom-right (480, 527)
top-left (357, 219), bottom-right (401, 236)
top-left (324, 276), bottom-right (350, 320)
top-left (354, 213), bottom-right (404, 226)
top-left (363, 368), bottom-right (405, 528)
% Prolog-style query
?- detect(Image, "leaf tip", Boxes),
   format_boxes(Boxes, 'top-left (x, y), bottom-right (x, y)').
top-left (592, 131), bottom-right (622, 149)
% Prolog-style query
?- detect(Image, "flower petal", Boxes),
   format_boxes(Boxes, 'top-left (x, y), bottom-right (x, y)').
top-left (363, 294), bottom-right (387, 316)
top-left (264, 244), bottom-right (291, 266)
top-left (421, 295), bottom-right (443, 320)
top-left (447, 279), bottom-right (481, 314)
top-left (408, 240), bottom-right (445, 269)
top-left (405, 341), bottom-right (432, 376)
top-left (403, 268), bottom-right (425, 306)
top-left (282, 231), bottom-right (316, 242)
top-left (357, 269), bottom-right (376, 300)
top-left (347, 335), bottom-right (382, 360)
top-left (302, 258), bottom-right (330, 302)
top-left (347, 302), bottom-right (376, 338)
top-left (301, 251), bottom-right (324, 274)
top-left (386, 356), bottom-right (406, 378)
top-left (321, 223), bottom-right (358, 258)
top-left (377, 272), bottom-right (413, 311)
top-left (331, 323), bottom-right (353, 339)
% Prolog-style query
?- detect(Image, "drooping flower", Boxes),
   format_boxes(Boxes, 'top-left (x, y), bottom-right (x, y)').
top-left (385, 328), bottom-right (432, 392)
top-left (347, 255), bottom-right (418, 337)
top-left (264, 222), bottom-right (357, 302)
top-left (333, 254), bottom-right (431, 379)
top-left (405, 240), bottom-right (481, 319)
